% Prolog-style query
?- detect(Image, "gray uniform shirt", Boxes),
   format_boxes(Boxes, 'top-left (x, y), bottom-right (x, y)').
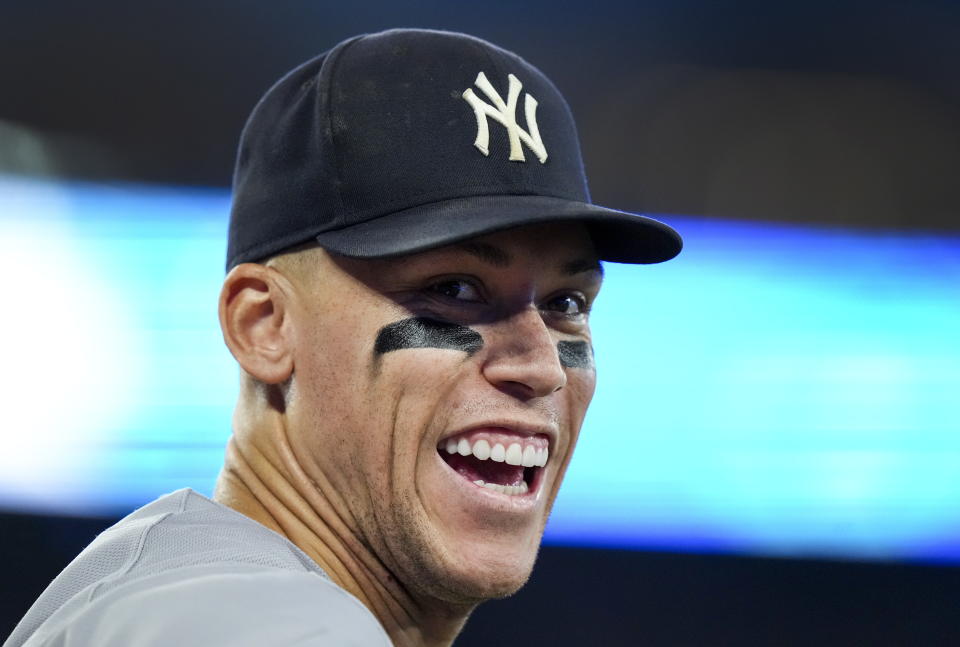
top-left (5, 489), bottom-right (392, 646)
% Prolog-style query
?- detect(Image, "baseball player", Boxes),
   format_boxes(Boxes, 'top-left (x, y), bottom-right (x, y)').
top-left (7, 28), bottom-right (681, 646)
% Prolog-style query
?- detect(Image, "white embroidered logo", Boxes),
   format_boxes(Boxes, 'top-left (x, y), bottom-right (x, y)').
top-left (462, 72), bottom-right (547, 163)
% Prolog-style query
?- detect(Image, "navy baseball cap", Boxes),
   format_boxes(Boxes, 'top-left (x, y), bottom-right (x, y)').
top-left (226, 28), bottom-right (681, 270)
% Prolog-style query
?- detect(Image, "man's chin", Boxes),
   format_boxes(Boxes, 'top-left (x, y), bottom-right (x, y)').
top-left (425, 540), bottom-right (541, 605)
top-left (429, 563), bottom-right (534, 606)
top-left (388, 481), bottom-right (546, 605)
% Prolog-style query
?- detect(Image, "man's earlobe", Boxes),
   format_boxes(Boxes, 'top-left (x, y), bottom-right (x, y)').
top-left (219, 263), bottom-right (294, 384)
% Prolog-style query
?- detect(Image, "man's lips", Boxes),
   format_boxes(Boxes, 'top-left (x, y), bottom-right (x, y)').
top-left (436, 428), bottom-right (550, 497)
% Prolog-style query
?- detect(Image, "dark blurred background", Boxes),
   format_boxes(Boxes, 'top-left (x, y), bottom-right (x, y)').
top-left (3, 0), bottom-right (959, 229)
top-left (2, 1), bottom-right (959, 644)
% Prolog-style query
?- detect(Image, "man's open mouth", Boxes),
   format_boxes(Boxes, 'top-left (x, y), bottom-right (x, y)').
top-left (438, 430), bottom-right (549, 496)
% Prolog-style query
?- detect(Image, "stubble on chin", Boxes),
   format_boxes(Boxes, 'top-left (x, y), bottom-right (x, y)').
top-left (375, 488), bottom-right (542, 608)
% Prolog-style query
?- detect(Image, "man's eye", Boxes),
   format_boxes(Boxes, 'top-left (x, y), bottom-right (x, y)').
top-left (543, 294), bottom-right (587, 315)
top-left (429, 279), bottom-right (482, 302)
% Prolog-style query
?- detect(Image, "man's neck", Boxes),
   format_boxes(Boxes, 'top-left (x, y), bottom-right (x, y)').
top-left (213, 433), bottom-right (471, 647)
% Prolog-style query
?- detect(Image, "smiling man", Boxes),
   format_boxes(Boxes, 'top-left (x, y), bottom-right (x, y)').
top-left (6, 28), bottom-right (679, 647)
top-left (215, 223), bottom-right (603, 645)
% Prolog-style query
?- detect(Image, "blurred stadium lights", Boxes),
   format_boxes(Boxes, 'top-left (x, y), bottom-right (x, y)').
top-left (0, 174), bottom-right (958, 563)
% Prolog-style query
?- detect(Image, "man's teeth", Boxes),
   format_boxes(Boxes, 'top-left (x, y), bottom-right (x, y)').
top-left (473, 479), bottom-right (529, 496)
top-left (443, 438), bottom-right (548, 467)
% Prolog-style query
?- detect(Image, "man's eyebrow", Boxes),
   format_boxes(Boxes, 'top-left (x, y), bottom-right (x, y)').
top-left (457, 242), bottom-right (511, 267)
top-left (562, 258), bottom-right (604, 278)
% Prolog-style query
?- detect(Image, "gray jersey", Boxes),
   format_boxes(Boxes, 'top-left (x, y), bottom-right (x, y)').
top-left (5, 489), bottom-right (391, 646)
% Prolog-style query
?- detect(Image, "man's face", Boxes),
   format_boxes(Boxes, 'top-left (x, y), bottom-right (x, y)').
top-left (282, 222), bottom-right (601, 604)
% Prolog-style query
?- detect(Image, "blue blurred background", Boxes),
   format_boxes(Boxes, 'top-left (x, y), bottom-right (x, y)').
top-left (2, 175), bottom-right (958, 564)
top-left (2, 1), bottom-right (959, 643)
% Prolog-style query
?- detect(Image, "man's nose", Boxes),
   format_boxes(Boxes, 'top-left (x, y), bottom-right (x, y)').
top-left (481, 306), bottom-right (566, 399)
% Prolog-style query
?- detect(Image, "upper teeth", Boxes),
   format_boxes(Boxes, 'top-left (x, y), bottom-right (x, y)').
top-left (443, 437), bottom-right (548, 467)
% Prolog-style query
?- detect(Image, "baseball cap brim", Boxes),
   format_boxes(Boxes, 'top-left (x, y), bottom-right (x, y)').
top-left (313, 195), bottom-right (682, 264)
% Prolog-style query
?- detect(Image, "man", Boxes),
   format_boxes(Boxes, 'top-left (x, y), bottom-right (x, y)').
top-left (7, 28), bottom-right (680, 646)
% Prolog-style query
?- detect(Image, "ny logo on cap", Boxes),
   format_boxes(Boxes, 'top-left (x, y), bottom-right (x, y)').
top-left (462, 72), bottom-right (547, 164)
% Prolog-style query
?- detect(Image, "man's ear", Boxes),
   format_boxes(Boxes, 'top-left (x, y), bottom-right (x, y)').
top-left (219, 263), bottom-right (295, 384)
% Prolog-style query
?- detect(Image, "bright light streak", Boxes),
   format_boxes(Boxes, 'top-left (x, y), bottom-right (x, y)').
top-left (1, 175), bottom-right (958, 562)
top-left (0, 178), bottom-right (142, 512)
top-left (550, 219), bottom-right (960, 561)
